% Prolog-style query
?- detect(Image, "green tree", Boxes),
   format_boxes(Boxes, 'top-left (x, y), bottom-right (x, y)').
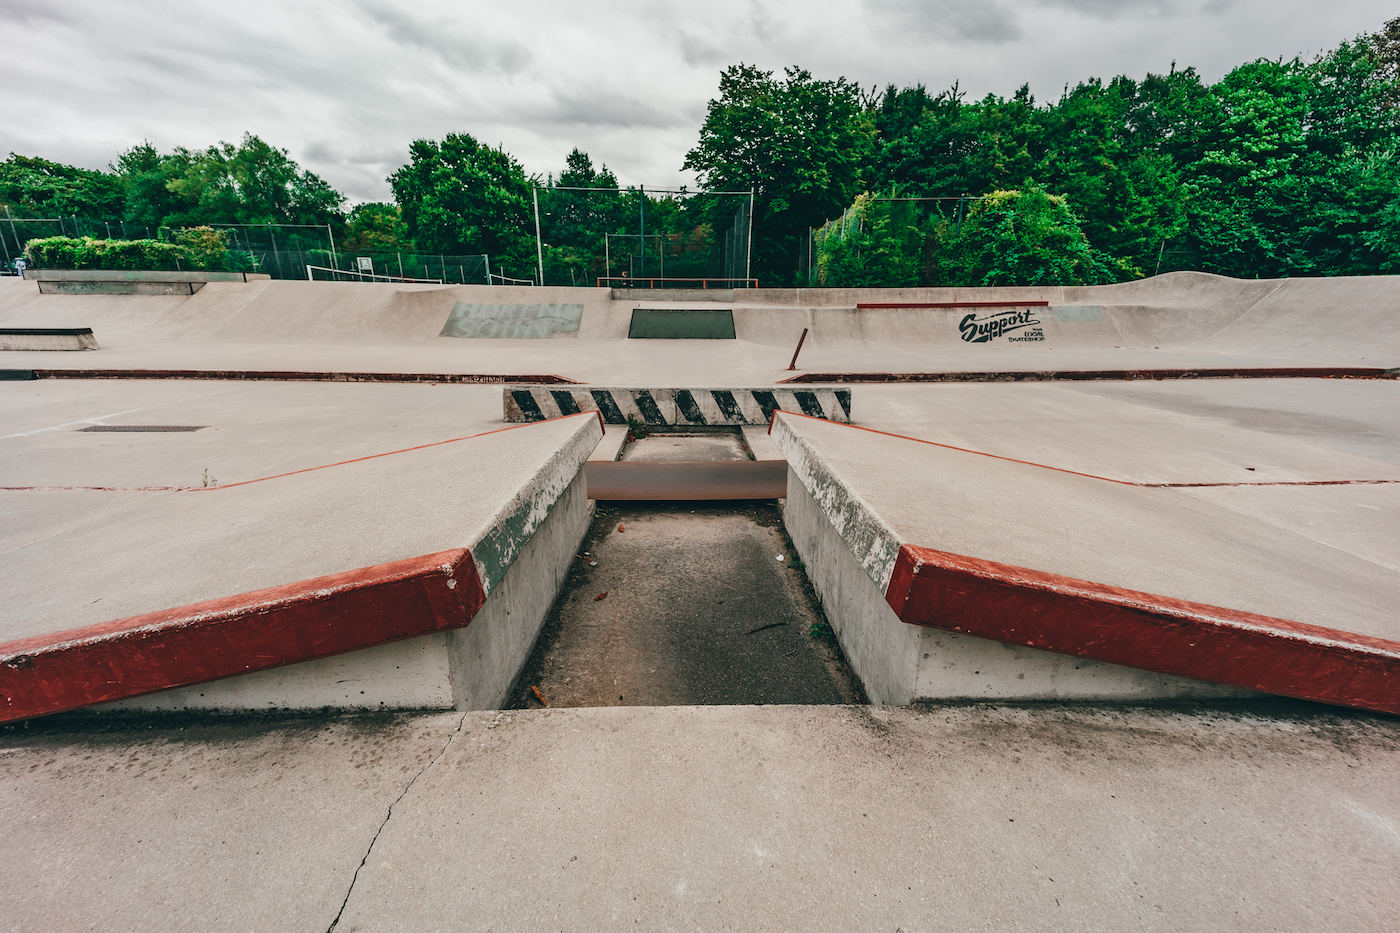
top-left (0, 154), bottom-right (124, 217)
top-left (814, 193), bottom-right (921, 286)
top-left (389, 132), bottom-right (535, 277)
top-left (929, 187), bottom-right (1118, 286)
top-left (113, 134), bottom-right (344, 230)
top-left (341, 202), bottom-right (411, 252)
top-left (685, 65), bottom-right (875, 284)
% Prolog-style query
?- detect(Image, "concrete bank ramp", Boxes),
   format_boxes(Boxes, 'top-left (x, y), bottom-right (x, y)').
top-left (733, 272), bottom-right (1400, 361)
top-left (770, 410), bottom-right (1400, 713)
top-left (0, 412), bottom-right (603, 721)
top-left (2, 272), bottom-right (1396, 377)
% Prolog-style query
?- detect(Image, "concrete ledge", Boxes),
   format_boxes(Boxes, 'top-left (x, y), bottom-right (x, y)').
top-left (0, 412), bottom-right (603, 721)
top-left (0, 327), bottom-right (98, 351)
top-left (771, 412), bottom-right (1400, 713)
top-left (506, 386), bottom-right (851, 425)
top-left (24, 270), bottom-right (271, 283)
top-left (889, 544), bottom-right (1400, 714)
top-left (0, 549), bottom-right (483, 722)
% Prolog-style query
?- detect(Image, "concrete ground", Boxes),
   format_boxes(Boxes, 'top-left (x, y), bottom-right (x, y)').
top-left (508, 501), bottom-right (863, 708)
top-left (3, 702), bottom-right (1397, 932)
top-left (3, 273), bottom-right (1399, 930)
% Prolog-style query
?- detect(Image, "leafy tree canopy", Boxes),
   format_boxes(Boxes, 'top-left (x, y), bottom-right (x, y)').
top-left (685, 64), bottom-right (876, 284)
top-left (389, 132), bottom-right (535, 276)
top-left (341, 202), bottom-right (411, 252)
top-left (0, 154), bottom-right (124, 217)
top-left (114, 134), bottom-right (344, 229)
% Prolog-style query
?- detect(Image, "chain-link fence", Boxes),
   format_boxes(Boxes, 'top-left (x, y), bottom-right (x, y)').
top-left (0, 213), bottom-right (494, 284)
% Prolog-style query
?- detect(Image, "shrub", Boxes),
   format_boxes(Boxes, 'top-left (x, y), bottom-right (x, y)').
top-left (24, 235), bottom-right (204, 270)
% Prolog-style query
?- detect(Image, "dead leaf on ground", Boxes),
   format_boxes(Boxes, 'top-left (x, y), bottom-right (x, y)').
top-left (595, 591), bottom-right (608, 601)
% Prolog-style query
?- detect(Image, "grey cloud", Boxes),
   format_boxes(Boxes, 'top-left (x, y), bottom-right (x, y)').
top-left (538, 88), bottom-right (698, 131)
top-left (674, 30), bottom-right (730, 67)
top-left (748, 1), bottom-right (789, 45)
top-left (0, 0), bottom-right (72, 24)
top-left (1034, 0), bottom-right (1227, 20)
top-left (862, 0), bottom-right (1022, 44)
top-left (350, 0), bottom-right (533, 74)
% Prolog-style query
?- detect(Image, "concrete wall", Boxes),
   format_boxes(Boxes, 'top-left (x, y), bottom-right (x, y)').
top-left (448, 470), bottom-right (592, 709)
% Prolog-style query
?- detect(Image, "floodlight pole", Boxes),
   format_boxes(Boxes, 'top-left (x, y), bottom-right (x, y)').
top-left (533, 187), bottom-right (545, 286)
top-left (744, 188), bottom-right (754, 286)
top-left (638, 184), bottom-right (645, 279)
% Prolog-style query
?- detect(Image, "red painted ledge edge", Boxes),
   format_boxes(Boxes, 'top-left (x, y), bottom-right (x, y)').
top-left (778, 367), bottom-right (1395, 384)
top-left (885, 544), bottom-right (1400, 716)
top-left (31, 369), bottom-right (583, 385)
top-left (0, 548), bottom-right (485, 724)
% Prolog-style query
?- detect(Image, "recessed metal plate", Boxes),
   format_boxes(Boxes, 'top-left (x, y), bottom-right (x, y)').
top-left (78, 425), bottom-right (207, 432)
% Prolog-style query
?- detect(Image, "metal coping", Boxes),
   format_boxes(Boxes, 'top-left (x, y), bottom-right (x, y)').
top-left (0, 328), bottom-right (94, 336)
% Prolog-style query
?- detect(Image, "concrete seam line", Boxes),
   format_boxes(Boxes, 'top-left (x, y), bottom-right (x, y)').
top-left (885, 544), bottom-right (1400, 716)
top-left (0, 549), bottom-right (485, 724)
top-left (325, 711), bottom-right (468, 933)
top-left (769, 413), bottom-right (905, 590)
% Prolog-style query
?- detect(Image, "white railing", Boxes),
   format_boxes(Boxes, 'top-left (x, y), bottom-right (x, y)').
top-left (305, 265), bottom-right (443, 284)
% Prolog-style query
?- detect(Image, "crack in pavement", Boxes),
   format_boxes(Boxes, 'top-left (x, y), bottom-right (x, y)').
top-left (325, 712), bottom-right (468, 932)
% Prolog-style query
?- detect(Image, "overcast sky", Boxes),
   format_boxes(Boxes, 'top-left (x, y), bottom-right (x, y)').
top-left (2, 0), bottom-right (1394, 203)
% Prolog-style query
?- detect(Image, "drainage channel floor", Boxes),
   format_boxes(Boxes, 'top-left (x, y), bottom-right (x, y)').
top-left (508, 498), bottom-right (866, 708)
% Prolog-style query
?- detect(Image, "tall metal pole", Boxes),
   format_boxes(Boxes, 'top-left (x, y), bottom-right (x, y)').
top-left (605, 234), bottom-right (610, 283)
top-left (638, 184), bottom-right (645, 279)
top-left (327, 224), bottom-right (338, 270)
top-left (533, 187), bottom-right (545, 286)
top-left (744, 188), bottom-right (755, 285)
top-left (483, 253), bottom-right (491, 284)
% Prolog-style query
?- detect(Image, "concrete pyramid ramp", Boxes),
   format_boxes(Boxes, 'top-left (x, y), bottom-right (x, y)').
top-left (0, 412), bottom-right (602, 721)
top-left (771, 411), bottom-right (1400, 713)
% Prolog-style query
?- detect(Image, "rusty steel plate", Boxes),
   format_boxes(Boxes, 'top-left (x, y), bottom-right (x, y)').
top-left (586, 460), bottom-right (787, 500)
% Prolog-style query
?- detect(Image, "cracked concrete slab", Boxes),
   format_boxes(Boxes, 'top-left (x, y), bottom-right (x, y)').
top-left (0, 711), bottom-right (464, 933)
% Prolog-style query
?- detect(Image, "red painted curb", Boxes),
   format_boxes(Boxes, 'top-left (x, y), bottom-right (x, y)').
top-left (31, 369), bottom-right (583, 384)
top-left (885, 544), bottom-right (1400, 715)
top-left (779, 367), bottom-right (1396, 384)
top-left (0, 549), bottom-right (485, 723)
top-left (854, 301), bottom-right (1051, 309)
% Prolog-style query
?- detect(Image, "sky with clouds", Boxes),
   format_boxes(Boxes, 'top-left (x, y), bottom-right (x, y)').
top-left (2, 0), bottom-right (1394, 204)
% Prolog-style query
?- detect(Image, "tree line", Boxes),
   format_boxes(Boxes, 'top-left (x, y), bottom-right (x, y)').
top-left (4, 15), bottom-right (1398, 285)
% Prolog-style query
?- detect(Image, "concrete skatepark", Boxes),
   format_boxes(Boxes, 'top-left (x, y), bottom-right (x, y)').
top-left (1, 270), bottom-right (1398, 930)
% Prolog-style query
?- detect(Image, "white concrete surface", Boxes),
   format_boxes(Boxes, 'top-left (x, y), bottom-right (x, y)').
top-left (3, 703), bottom-right (1397, 932)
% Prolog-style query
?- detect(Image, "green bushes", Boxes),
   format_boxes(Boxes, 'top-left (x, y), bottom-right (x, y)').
top-left (23, 229), bottom-right (253, 271)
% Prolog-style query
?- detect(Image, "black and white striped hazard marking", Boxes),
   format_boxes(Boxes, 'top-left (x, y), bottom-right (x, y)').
top-left (503, 387), bottom-right (851, 425)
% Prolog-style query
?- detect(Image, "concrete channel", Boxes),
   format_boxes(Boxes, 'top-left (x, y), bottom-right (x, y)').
top-left (508, 429), bottom-right (865, 708)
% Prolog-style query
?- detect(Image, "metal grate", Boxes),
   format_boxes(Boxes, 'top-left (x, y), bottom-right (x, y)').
top-left (79, 425), bottom-right (207, 432)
